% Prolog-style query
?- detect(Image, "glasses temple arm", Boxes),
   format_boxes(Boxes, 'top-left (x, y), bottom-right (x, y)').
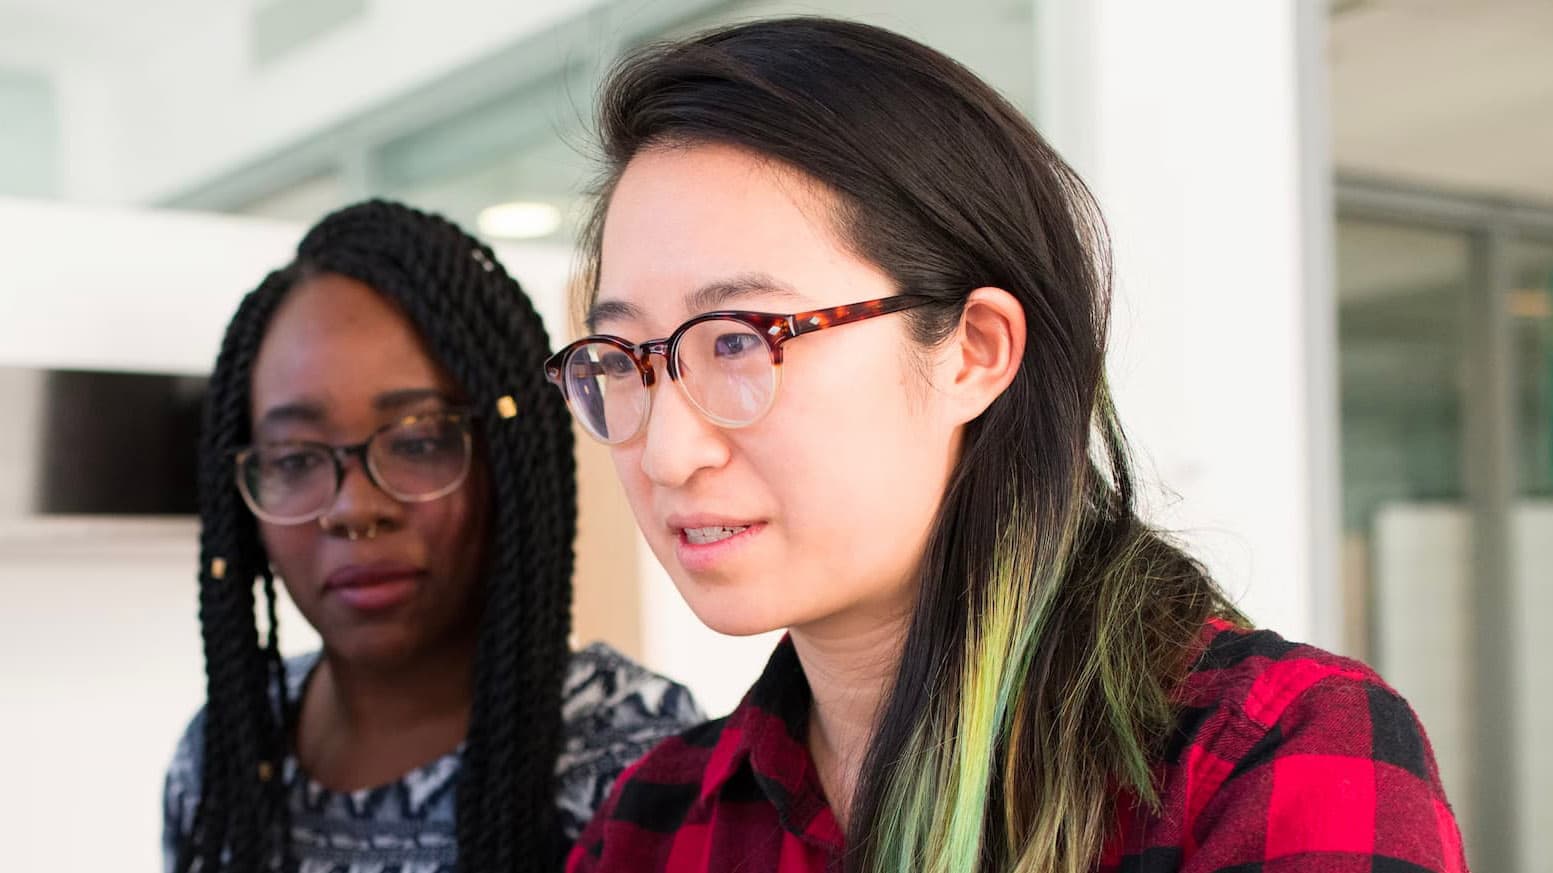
top-left (788, 294), bottom-right (934, 337)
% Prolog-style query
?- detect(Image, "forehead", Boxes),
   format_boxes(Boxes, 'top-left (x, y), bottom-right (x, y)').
top-left (250, 273), bottom-right (456, 412)
top-left (595, 143), bottom-right (862, 324)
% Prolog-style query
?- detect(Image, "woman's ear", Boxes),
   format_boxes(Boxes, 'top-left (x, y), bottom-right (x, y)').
top-left (939, 287), bottom-right (1026, 424)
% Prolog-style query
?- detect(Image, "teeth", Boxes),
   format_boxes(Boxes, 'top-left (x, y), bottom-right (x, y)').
top-left (684, 526), bottom-right (749, 545)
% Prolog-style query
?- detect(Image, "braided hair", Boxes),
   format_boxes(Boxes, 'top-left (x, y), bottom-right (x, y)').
top-left (178, 199), bottom-right (577, 873)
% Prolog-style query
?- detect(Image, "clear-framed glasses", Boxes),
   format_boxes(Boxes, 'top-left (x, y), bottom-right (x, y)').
top-left (543, 294), bottom-right (933, 445)
top-left (234, 410), bottom-right (475, 525)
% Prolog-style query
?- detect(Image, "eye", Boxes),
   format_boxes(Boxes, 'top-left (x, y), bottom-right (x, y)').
top-left (264, 449), bottom-right (325, 478)
top-left (599, 350), bottom-right (637, 378)
top-left (713, 333), bottom-right (762, 358)
top-left (390, 437), bottom-right (442, 458)
top-left (387, 424), bottom-right (463, 460)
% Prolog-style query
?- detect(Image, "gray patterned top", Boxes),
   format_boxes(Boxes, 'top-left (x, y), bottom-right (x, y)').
top-left (162, 643), bottom-right (702, 873)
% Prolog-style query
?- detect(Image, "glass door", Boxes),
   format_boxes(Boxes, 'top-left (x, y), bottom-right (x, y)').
top-left (1336, 217), bottom-right (1475, 840)
top-left (1508, 238), bottom-right (1553, 867)
top-left (1338, 184), bottom-right (1553, 873)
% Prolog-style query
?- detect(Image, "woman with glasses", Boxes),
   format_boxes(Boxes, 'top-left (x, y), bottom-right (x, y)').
top-left (555, 18), bottom-right (1466, 873)
top-left (163, 200), bottom-right (701, 873)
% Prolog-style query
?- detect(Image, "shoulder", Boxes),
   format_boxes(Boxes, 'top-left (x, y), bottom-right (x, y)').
top-left (281, 649), bottom-right (320, 698)
top-left (1176, 619), bottom-right (1385, 724)
top-left (162, 699), bottom-right (207, 870)
top-left (163, 652), bottom-right (316, 833)
top-left (562, 642), bottom-right (703, 734)
top-left (1149, 620), bottom-right (1467, 873)
top-left (164, 703), bottom-right (206, 811)
top-left (1171, 620), bottom-right (1423, 763)
top-left (555, 643), bottom-right (706, 841)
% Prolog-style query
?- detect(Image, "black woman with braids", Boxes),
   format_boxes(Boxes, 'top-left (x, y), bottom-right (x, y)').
top-left (162, 199), bottom-right (701, 873)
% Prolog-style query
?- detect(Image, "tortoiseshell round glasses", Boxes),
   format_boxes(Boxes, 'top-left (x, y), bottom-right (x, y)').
top-left (543, 294), bottom-right (932, 444)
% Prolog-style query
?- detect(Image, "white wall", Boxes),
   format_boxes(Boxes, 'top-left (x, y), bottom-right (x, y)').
top-left (0, 201), bottom-right (301, 869)
top-left (0, 368), bottom-right (43, 515)
top-left (0, 518), bottom-right (316, 872)
top-left (0, 197), bottom-right (300, 374)
top-left (1037, 0), bottom-right (1332, 645)
top-left (0, 197), bottom-right (576, 374)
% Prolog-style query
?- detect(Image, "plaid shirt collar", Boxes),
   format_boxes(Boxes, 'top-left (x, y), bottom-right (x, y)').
top-left (701, 636), bottom-right (846, 852)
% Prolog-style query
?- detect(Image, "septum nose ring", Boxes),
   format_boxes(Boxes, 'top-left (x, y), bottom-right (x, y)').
top-left (319, 515), bottom-right (379, 541)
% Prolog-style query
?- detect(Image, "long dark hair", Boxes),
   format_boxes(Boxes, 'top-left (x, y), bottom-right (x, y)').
top-left (581, 18), bottom-right (1238, 873)
top-left (179, 200), bottom-right (576, 873)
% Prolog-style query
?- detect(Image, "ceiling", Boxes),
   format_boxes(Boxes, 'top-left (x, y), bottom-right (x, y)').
top-left (0, 0), bottom-right (153, 32)
top-left (0, 0), bottom-right (229, 67)
top-left (2, 0), bottom-right (1549, 209)
top-left (1330, 0), bottom-right (1553, 204)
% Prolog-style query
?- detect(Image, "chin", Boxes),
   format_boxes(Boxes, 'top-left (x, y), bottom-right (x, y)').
top-left (321, 626), bottom-right (423, 668)
top-left (673, 579), bottom-right (800, 638)
top-left (697, 612), bottom-right (788, 638)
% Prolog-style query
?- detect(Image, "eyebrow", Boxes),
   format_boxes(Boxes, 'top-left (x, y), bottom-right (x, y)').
top-left (373, 387), bottom-right (458, 413)
top-left (258, 401), bottom-right (324, 427)
top-left (585, 273), bottom-right (805, 332)
top-left (257, 388), bottom-right (455, 427)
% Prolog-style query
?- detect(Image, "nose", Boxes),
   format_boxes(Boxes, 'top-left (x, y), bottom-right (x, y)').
top-left (318, 452), bottom-right (403, 537)
top-left (638, 369), bottom-right (731, 488)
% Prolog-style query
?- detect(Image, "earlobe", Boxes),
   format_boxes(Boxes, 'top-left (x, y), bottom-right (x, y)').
top-left (949, 287), bottom-right (1026, 423)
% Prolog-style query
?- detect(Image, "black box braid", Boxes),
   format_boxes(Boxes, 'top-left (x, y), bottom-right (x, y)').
top-left (177, 200), bottom-right (577, 873)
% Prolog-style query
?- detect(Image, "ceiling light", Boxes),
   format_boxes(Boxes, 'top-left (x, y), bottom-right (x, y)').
top-left (478, 202), bottom-right (562, 240)
top-left (1507, 288), bottom-right (1551, 320)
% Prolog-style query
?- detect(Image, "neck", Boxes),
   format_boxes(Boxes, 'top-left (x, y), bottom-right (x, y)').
top-left (791, 602), bottom-right (913, 830)
top-left (321, 632), bottom-right (478, 734)
top-left (297, 635), bottom-right (477, 790)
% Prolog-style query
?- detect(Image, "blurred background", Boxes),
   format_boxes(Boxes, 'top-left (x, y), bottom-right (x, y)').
top-left (0, 0), bottom-right (1548, 870)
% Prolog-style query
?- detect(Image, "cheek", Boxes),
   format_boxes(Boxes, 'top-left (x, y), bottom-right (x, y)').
top-left (609, 445), bottom-right (655, 525)
top-left (421, 487), bottom-right (485, 570)
top-left (763, 348), bottom-right (954, 562)
top-left (259, 523), bottom-right (314, 583)
top-left (777, 339), bottom-right (934, 466)
top-left (765, 420), bottom-right (945, 529)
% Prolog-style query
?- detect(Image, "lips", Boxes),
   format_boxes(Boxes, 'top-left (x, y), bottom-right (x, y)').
top-left (667, 514), bottom-right (765, 573)
top-left (324, 562), bottom-right (424, 590)
top-left (323, 561), bottom-right (423, 612)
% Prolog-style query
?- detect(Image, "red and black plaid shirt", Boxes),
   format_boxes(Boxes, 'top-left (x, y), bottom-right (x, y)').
top-left (568, 620), bottom-right (1468, 872)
